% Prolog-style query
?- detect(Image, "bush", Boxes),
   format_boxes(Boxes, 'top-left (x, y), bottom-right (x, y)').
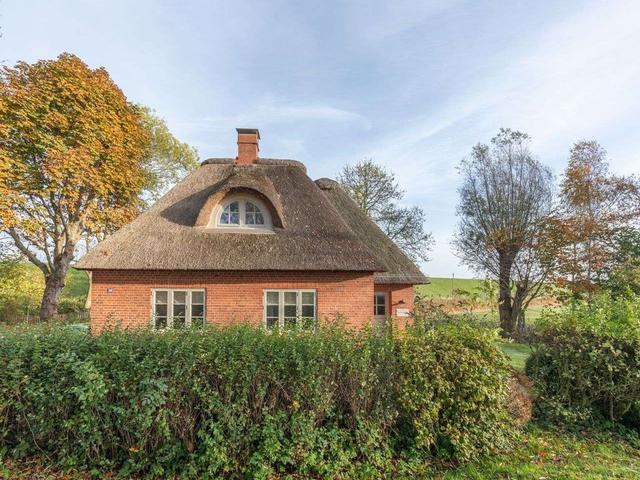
top-left (0, 323), bottom-right (512, 478)
top-left (526, 294), bottom-right (640, 427)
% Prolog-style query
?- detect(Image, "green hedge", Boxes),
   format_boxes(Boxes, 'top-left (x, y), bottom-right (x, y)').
top-left (526, 294), bottom-right (640, 427)
top-left (0, 323), bottom-right (512, 478)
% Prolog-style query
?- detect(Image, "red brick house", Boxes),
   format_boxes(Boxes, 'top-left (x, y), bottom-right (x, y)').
top-left (76, 129), bottom-right (427, 334)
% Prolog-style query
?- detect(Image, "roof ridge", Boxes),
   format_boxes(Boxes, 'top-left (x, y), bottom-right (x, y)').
top-left (201, 158), bottom-right (306, 173)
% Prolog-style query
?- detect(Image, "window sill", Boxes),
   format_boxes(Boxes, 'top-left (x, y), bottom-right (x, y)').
top-left (203, 227), bottom-right (275, 235)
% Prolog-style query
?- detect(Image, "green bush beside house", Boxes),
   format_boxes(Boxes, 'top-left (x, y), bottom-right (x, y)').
top-left (526, 294), bottom-right (640, 429)
top-left (0, 322), bottom-right (513, 479)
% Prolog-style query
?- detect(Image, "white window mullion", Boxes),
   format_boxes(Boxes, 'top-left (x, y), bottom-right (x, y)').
top-left (279, 291), bottom-right (284, 329)
top-left (186, 290), bottom-right (192, 327)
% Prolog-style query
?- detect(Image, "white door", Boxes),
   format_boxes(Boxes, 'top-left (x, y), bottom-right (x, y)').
top-left (374, 292), bottom-right (388, 325)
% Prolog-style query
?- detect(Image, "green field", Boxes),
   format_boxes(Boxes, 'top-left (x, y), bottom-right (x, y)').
top-left (416, 277), bottom-right (487, 299)
top-left (62, 268), bottom-right (89, 303)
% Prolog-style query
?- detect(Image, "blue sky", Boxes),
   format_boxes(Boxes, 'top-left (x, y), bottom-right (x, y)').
top-left (2, 0), bottom-right (640, 277)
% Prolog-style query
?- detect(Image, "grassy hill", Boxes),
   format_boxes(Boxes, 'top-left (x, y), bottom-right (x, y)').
top-left (415, 277), bottom-right (489, 299)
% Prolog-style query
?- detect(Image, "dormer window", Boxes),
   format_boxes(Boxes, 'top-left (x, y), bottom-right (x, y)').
top-left (220, 201), bottom-right (240, 225)
top-left (211, 194), bottom-right (272, 230)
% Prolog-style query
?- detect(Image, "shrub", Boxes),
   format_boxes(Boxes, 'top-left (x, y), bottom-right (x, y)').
top-left (526, 294), bottom-right (640, 427)
top-left (0, 322), bottom-right (512, 478)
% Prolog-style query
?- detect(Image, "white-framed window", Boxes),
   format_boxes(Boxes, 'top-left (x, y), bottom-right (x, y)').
top-left (374, 292), bottom-right (387, 317)
top-left (152, 289), bottom-right (206, 329)
top-left (211, 194), bottom-right (272, 230)
top-left (264, 289), bottom-right (316, 330)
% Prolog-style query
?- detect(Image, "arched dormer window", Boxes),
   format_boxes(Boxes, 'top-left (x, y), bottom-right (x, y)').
top-left (211, 194), bottom-right (273, 230)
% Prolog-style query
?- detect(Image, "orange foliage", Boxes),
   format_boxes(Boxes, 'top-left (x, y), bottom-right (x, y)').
top-left (551, 141), bottom-right (640, 299)
top-left (0, 53), bottom-right (149, 236)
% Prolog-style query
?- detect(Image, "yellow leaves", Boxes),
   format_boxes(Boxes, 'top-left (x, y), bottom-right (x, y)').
top-left (0, 53), bottom-right (150, 235)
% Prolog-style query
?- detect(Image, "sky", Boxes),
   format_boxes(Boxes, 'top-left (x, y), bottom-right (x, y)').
top-left (2, 0), bottom-right (640, 277)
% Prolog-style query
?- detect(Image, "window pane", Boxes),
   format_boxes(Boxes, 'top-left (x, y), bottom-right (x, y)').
top-left (155, 291), bottom-right (167, 304)
top-left (245, 213), bottom-right (255, 225)
top-left (284, 305), bottom-right (297, 318)
top-left (174, 291), bottom-right (186, 304)
top-left (173, 304), bottom-right (186, 318)
top-left (155, 304), bottom-right (167, 317)
top-left (374, 294), bottom-right (386, 316)
top-left (266, 292), bottom-right (279, 304)
top-left (192, 291), bottom-right (204, 304)
top-left (221, 202), bottom-right (240, 225)
top-left (246, 202), bottom-right (257, 213)
top-left (255, 212), bottom-right (264, 225)
top-left (301, 292), bottom-right (315, 304)
top-left (155, 317), bottom-right (167, 329)
top-left (192, 304), bottom-right (204, 317)
top-left (284, 291), bottom-right (297, 305)
top-left (301, 305), bottom-right (315, 318)
top-left (266, 305), bottom-right (279, 318)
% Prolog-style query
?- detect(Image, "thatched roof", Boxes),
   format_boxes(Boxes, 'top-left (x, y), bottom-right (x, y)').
top-left (76, 159), bottom-right (427, 284)
top-left (316, 178), bottom-right (428, 284)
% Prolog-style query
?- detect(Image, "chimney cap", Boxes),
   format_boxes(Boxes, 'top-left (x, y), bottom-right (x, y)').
top-left (236, 128), bottom-right (260, 139)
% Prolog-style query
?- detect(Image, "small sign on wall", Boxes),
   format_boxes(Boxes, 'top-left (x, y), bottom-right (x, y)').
top-left (106, 288), bottom-right (113, 293)
top-left (396, 308), bottom-right (410, 318)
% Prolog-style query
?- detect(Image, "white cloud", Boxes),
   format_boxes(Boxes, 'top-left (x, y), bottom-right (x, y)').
top-left (176, 99), bottom-right (369, 130)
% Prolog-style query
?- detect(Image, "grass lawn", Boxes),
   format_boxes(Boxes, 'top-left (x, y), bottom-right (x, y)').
top-left (441, 425), bottom-right (640, 479)
top-left (498, 341), bottom-right (533, 371)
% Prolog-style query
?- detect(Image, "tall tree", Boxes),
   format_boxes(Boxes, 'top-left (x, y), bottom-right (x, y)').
top-left (82, 107), bottom-right (199, 241)
top-left (551, 141), bottom-right (640, 301)
top-left (454, 129), bottom-right (554, 337)
top-left (338, 159), bottom-right (433, 262)
top-left (0, 53), bottom-right (194, 320)
top-left (603, 227), bottom-right (640, 297)
top-left (138, 106), bottom-right (199, 203)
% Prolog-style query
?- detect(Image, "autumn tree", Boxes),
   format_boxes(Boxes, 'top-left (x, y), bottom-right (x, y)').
top-left (0, 54), bottom-right (168, 320)
top-left (454, 129), bottom-right (554, 337)
top-left (138, 106), bottom-right (199, 203)
top-left (338, 159), bottom-right (433, 261)
top-left (82, 106), bottom-right (199, 243)
top-left (551, 141), bottom-right (640, 301)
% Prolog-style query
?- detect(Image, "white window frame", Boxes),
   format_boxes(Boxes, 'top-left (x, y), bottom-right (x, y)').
top-left (211, 194), bottom-right (272, 230)
top-left (374, 292), bottom-right (388, 318)
top-left (151, 288), bottom-right (206, 329)
top-left (263, 289), bottom-right (317, 330)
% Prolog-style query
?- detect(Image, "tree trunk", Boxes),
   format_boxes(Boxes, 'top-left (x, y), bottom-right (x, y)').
top-left (39, 244), bottom-right (76, 321)
top-left (512, 282), bottom-right (528, 339)
top-left (498, 254), bottom-right (515, 337)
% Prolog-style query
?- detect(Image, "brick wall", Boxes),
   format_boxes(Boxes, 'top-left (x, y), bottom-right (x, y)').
top-left (374, 283), bottom-right (416, 328)
top-left (89, 270), bottom-right (377, 334)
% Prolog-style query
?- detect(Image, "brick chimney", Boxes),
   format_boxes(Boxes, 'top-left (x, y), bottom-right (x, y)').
top-left (235, 128), bottom-right (260, 164)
